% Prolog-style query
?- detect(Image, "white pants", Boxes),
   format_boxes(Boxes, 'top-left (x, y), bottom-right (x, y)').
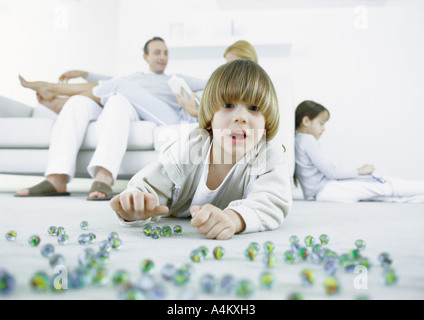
top-left (45, 94), bottom-right (139, 182)
top-left (315, 176), bottom-right (424, 203)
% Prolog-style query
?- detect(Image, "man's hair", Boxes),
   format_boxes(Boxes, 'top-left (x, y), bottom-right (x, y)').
top-left (199, 59), bottom-right (280, 141)
top-left (143, 37), bottom-right (165, 55)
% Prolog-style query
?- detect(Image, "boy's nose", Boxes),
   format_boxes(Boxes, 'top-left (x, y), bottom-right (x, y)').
top-left (233, 107), bottom-right (248, 124)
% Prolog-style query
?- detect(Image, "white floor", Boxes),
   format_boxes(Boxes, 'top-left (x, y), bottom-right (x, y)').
top-left (0, 175), bottom-right (423, 300)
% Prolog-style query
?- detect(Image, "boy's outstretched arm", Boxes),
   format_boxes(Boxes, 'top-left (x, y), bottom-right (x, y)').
top-left (190, 204), bottom-right (246, 240)
top-left (111, 191), bottom-right (169, 222)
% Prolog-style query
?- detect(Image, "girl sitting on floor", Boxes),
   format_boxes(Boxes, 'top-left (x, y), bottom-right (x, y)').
top-left (294, 100), bottom-right (424, 203)
top-left (110, 59), bottom-right (292, 240)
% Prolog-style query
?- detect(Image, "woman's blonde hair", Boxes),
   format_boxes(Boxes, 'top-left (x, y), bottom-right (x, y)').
top-left (224, 40), bottom-right (258, 63)
top-left (199, 59), bottom-right (279, 141)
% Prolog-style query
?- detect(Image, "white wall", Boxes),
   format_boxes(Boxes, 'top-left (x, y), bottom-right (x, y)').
top-left (2, 0), bottom-right (424, 179)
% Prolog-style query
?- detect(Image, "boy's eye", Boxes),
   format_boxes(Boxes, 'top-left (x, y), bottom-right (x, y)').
top-left (249, 106), bottom-right (260, 112)
top-left (223, 104), bottom-right (234, 108)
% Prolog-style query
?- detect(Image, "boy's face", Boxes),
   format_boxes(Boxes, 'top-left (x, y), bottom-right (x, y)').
top-left (210, 101), bottom-right (266, 163)
top-left (304, 111), bottom-right (329, 139)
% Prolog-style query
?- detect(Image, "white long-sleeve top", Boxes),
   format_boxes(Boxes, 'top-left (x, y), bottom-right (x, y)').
top-left (116, 128), bottom-right (293, 234)
top-left (295, 131), bottom-right (359, 199)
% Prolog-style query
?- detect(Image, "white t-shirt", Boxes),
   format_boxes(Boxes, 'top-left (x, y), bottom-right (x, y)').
top-left (190, 144), bottom-right (237, 208)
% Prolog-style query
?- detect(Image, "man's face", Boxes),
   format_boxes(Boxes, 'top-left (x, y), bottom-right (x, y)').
top-left (144, 40), bottom-right (168, 74)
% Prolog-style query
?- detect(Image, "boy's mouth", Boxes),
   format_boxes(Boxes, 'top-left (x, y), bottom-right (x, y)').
top-left (230, 129), bottom-right (247, 143)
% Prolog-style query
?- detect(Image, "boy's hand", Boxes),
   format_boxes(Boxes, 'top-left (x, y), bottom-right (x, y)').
top-left (110, 191), bottom-right (169, 222)
top-left (190, 204), bottom-right (246, 240)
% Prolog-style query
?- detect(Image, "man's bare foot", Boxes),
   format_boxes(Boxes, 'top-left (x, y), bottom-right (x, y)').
top-left (19, 75), bottom-right (56, 101)
top-left (36, 93), bottom-right (68, 114)
top-left (15, 174), bottom-right (67, 196)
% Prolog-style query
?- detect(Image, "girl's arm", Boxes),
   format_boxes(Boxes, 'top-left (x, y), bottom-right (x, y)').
top-left (305, 136), bottom-right (359, 180)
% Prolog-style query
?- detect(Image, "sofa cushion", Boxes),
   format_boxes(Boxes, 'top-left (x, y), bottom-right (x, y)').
top-left (81, 120), bottom-right (157, 151)
top-left (0, 118), bottom-right (55, 148)
top-left (0, 117), bottom-right (157, 150)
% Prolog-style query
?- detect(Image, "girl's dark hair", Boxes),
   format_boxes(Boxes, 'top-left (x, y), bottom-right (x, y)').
top-left (293, 100), bottom-right (329, 187)
top-left (295, 100), bottom-right (329, 130)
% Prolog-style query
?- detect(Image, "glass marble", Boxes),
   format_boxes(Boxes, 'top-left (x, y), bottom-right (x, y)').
top-left (358, 257), bottom-right (372, 269)
top-left (0, 270), bottom-right (16, 295)
top-left (161, 264), bottom-right (176, 281)
top-left (383, 269), bottom-right (398, 286)
top-left (289, 235), bottom-right (299, 245)
top-left (5, 231), bottom-right (17, 242)
top-left (140, 259), bottom-right (154, 273)
top-left (57, 234), bottom-right (69, 245)
top-left (304, 235), bottom-right (315, 247)
top-left (319, 234), bottom-right (330, 245)
top-left (108, 232), bottom-right (119, 242)
top-left (162, 225), bottom-right (172, 237)
top-left (28, 235), bottom-right (41, 247)
top-left (349, 249), bottom-right (361, 260)
top-left (118, 284), bottom-right (145, 301)
top-left (173, 269), bottom-right (190, 286)
top-left (78, 234), bottom-right (91, 245)
top-left (324, 276), bottom-right (340, 295)
top-left (213, 246), bottom-right (225, 260)
top-left (139, 274), bottom-right (155, 291)
top-left (112, 270), bottom-right (130, 286)
top-left (143, 224), bottom-right (152, 236)
top-left (355, 239), bottom-right (366, 250)
top-left (312, 244), bottom-right (324, 257)
top-left (151, 229), bottom-right (161, 239)
top-left (47, 226), bottom-right (58, 236)
top-left (179, 264), bottom-right (195, 276)
top-left (190, 249), bottom-right (203, 263)
top-left (200, 274), bottom-right (216, 294)
top-left (173, 225), bottom-right (183, 235)
top-left (198, 246), bottom-right (209, 258)
top-left (235, 280), bottom-right (254, 298)
top-left (287, 292), bottom-right (305, 300)
top-left (88, 233), bottom-right (96, 244)
top-left (30, 272), bottom-right (50, 292)
top-left (324, 259), bottom-right (339, 276)
top-left (378, 252), bottom-right (392, 269)
top-left (248, 242), bottom-right (260, 252)
top-left (308, 252), bottom-right (323, 265)
top-left (80, 221), bottom-right (89, 230)
top-left (49, 254), bottom-right (65, 268)
top-left (263, 241), bottom-right (275, 253)
top-left (97, 250), bottom-right (110, 263)
top-left (297, 247), bottom-right (308, 261)
top-left (219, 275), bottom-right (235, 295)
top-left (40, 244), bottom-right (55, 258)
top-left (92, 267), bottom-right (108, 285)
top-left (56, 227), bottom-right (65, 237)
top-left (263, 253), bottom-right (276, 268)
top-left (300, 269), bottom-right (316, 287)
top-left (99, 240), bottom-right (112, 252)
top-left (259, 271), bottom-right (275, 289)
top-left (69, 268), bottom-right (89, 289)
top-left (283, 250), bottom-right (297, 264)
top-left (110, 238), bottom-right (122, 250)
top-left (78, 248), bottom-right (95, 267)
top-left (245, 247), bottom-right (257, 261)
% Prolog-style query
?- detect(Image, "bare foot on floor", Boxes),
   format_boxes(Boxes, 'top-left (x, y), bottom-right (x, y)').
top-left (36, 93), bottom-right (67, 114)
top-left (19, 75), bottom-right (56, 101)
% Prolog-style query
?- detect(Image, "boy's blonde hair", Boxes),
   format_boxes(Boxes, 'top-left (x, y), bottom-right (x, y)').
top-left (224, 40), bottom-right (258, 63)
top-left (199, 59), bottom-right (279, 141)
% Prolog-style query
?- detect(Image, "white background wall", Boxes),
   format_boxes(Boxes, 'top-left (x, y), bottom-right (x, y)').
top-left (1, 0), bottom-right (423, 179)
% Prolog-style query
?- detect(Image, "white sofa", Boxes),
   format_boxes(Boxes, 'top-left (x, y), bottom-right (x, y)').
top-left (0, 78), bottom-right (295, 180)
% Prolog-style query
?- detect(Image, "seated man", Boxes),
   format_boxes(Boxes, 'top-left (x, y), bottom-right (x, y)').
top-left (16, 37), bottom-right (207, 200)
